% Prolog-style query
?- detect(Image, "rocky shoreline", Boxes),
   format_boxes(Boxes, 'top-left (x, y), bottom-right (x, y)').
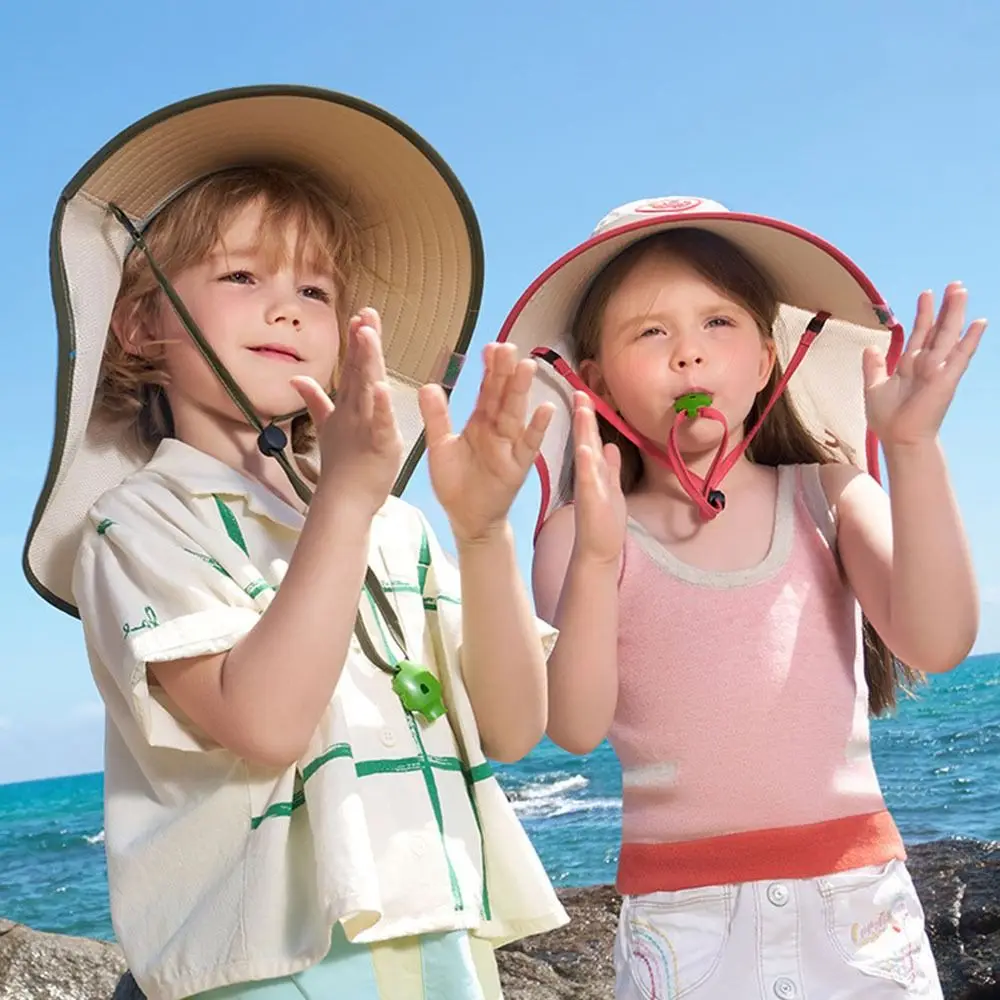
top-left (1, 840), bottom-right (996, 999)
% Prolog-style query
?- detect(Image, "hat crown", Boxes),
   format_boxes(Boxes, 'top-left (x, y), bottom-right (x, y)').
top-left (592, 196), bottom-right (729, 237)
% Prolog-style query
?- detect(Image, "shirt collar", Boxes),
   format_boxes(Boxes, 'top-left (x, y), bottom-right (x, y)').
top-left (144, 438), bottom-right (311, 531)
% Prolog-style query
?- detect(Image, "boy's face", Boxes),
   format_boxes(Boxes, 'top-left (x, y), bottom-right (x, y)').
top-left (154, 198), bottom-right (343, 435)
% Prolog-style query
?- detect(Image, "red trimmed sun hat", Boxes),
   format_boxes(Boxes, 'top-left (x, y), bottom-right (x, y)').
top-left (498, 196), bottom-right (903, 534)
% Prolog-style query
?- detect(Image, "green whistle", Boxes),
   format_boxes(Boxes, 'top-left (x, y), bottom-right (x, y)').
top-left (392, 660), bottom-right (447, 723)
top-left (673, 392), bottom-right (713, 419)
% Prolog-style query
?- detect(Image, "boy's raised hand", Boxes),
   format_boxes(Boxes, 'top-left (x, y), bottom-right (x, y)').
top-left (292, 307), bottom-right (403, 515)
top-left (420, 343), bottom-right (554, 544)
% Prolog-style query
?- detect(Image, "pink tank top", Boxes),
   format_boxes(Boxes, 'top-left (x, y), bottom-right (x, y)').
top-left (611, 464), bottom-right (904, 894)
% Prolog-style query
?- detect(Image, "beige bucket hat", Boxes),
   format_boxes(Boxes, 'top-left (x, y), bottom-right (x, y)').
top-left (498, 196), bottom-right (904, 532)
top-left (24, 84), bottom-right (484, 615)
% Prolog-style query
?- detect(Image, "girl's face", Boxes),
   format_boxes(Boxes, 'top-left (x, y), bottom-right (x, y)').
top-left (135, 198), bottom-right (343, 437)
top-left (582, 249), bottom-right (775, 460)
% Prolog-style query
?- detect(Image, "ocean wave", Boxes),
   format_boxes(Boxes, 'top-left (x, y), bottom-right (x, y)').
top-left (504, 773), bottom-right (621, 820)
top-left (84, 830), bottom-right (105, 845)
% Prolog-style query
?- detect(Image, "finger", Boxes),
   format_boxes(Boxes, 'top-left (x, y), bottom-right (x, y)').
top-left (370, 381), bottom-right (400, 448)
top-left (905, 290), bottom-right (936, 356)
top-left (513, 402), bottom-right (555, 469)
top-left (476, 342), bottom-right (516, 422)
top-left (290, 375), bottom-right (335, 427)
top-left (356, 317), bottom-right (389, 384)
top-left (862, 345), bottom-right (888, 392)
top-left (925, 282), bottom-right (967, 356)
top-left (603, 442), bottom-right (622, 490)
top-left (495, 357), bottom-right (536, 439)
top-left (575, 443), bottom-right (597, 491)
top-left (418, 383), bottom-right (454, 449)
top-left (943, 318), bottom-right (987, 375)
top-left (574, 392), bottom-right (604, 456)
top-left (334, 316), bottom-right (363, 401)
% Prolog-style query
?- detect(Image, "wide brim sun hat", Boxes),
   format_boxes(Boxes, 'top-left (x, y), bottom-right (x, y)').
top-left (25, 84), bottom-right (484, 615)
top-left (498, 196), bottom-right (904, 533)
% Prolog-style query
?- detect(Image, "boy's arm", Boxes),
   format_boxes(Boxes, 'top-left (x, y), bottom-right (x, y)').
top-left (454, 522), bottom-right (549, 763)
top-left (821, 445), bottom-right (978, 673)
top-left (148, 318), bottom-right (402, 769)
top-left (149, 484), bottom-right (375, 768)
top-left (533, 505), bottom-right (620, 755)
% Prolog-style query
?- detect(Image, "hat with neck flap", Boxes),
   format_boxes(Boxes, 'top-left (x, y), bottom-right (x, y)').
top-left (498, 196), bottom-right (904, 536)
top-left (24, 85), bottom-right (484, 617)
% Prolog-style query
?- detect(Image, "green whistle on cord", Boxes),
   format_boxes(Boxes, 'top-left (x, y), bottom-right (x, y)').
top-left (392, 660), bottom-right (447, 723)
top-left (673, 392), bottom-right (713, 419)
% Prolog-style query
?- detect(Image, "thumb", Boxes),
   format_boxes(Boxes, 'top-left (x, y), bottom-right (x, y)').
top-left (862, 346), bottom-right (888, 392)
top-left (290, 376), bottom-right (335, 428)
top-left (418, 383), bottom-right (453, 448)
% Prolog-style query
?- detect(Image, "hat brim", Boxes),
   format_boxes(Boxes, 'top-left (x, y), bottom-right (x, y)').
top-left (498, 211), bottom-right (904, 532)
top-left (25, 85), bottom-right (484, 616)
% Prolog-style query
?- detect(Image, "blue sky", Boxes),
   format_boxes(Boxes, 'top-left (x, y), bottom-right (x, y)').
top-left (0, 0), bottom-right (997, 784)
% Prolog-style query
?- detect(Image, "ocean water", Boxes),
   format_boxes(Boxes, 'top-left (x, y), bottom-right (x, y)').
top-left (1, 654), bottom-right (997, 943)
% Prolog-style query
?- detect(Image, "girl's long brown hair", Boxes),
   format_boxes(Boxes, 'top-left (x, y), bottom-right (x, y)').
top-left (569, 228), bottom-right (920, 716)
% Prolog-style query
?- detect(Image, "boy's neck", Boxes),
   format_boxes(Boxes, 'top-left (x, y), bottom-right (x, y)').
top-left (173, 414), bottom-right (308, 513)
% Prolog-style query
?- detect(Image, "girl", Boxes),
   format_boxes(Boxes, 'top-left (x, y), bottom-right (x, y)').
top-left (501, 196), bottom-right (982, 999)
top-left (22, 86), bottom-right (566, 1000)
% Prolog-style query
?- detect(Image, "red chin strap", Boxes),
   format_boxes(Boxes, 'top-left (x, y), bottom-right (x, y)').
top-left (531, 311), bottom-right (831, 520)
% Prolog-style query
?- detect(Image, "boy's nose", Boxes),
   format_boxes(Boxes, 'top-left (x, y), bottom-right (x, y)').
top-left (265, 298), bottom-right (303, 328)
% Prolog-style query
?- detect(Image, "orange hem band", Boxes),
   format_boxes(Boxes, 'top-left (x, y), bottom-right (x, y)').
top-left (617, 810), bottom-right (905, 894)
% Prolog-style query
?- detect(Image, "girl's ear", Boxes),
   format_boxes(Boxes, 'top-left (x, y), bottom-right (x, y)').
top-left (757, 337), bottom-right (777, 391)
top-left (580, 359), bottom-right (620, 411)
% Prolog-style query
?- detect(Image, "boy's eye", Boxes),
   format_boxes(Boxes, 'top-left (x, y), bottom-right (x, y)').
top-left (221, 271), bottom-right (254, 285)
top-left (301, 285), bottom-right (332, 304)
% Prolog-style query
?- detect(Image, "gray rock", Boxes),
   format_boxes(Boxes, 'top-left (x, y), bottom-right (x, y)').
top-left (0, 919), bottom-right (125, 1000)
top-left (2, 839), bottom-right (997, 999)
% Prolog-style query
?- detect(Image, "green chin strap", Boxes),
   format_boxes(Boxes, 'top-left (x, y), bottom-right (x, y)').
top-left (111, 203), bottom-right (446, 722)
top-left (110, 204), bottom-right (313, 505)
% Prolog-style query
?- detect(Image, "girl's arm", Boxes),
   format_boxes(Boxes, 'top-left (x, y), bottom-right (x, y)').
top-left (534, 505), bottom-right (621, 754)
top-left (822, 283), bottom-right (984, 674)
top-left (821, 451), bottom-right (977, 673)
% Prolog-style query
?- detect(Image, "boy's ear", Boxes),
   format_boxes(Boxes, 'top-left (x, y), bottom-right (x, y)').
top-left (110, 300), bottom-right (152, 358)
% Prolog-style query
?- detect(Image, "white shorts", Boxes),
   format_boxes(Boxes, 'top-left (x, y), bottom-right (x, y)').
top-left (613, 859), bottom-right (943, 999)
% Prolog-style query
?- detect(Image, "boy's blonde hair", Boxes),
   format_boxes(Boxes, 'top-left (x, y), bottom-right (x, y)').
top-left (98, 163), bottom-right (361, 454)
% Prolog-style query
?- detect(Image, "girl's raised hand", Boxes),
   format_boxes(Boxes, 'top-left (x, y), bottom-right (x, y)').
top-left (864, 283), bottom-right (985, 447)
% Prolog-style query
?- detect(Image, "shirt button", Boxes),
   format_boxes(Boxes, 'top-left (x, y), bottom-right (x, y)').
top-left (773, 978), bottom-right (797, 999)
top-left (767, 883), bottom-right (790, 907)
top-left (380, 728), bottom-right (396, 747)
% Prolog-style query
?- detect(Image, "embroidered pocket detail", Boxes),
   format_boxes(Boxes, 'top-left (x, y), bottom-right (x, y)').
top-left (622, 885), bottom-right (733, 1000)
top-left (817, 860), bottom-right (932, 991)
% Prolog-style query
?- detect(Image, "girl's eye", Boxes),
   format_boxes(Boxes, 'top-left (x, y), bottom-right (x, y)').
top-left (640, 325), bottom-right (667, 338)
top-left (301, 285), bottom-right (332, 304)
top-left (221, 271), bottom-right (254, 285)
top-left (706, 316), bottom-right (735, 329)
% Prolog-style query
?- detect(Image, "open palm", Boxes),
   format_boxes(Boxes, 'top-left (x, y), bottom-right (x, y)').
top-left (865, 283), bottom-right (985, 447)
top-left (420, 343), bottom-right (554, 544)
